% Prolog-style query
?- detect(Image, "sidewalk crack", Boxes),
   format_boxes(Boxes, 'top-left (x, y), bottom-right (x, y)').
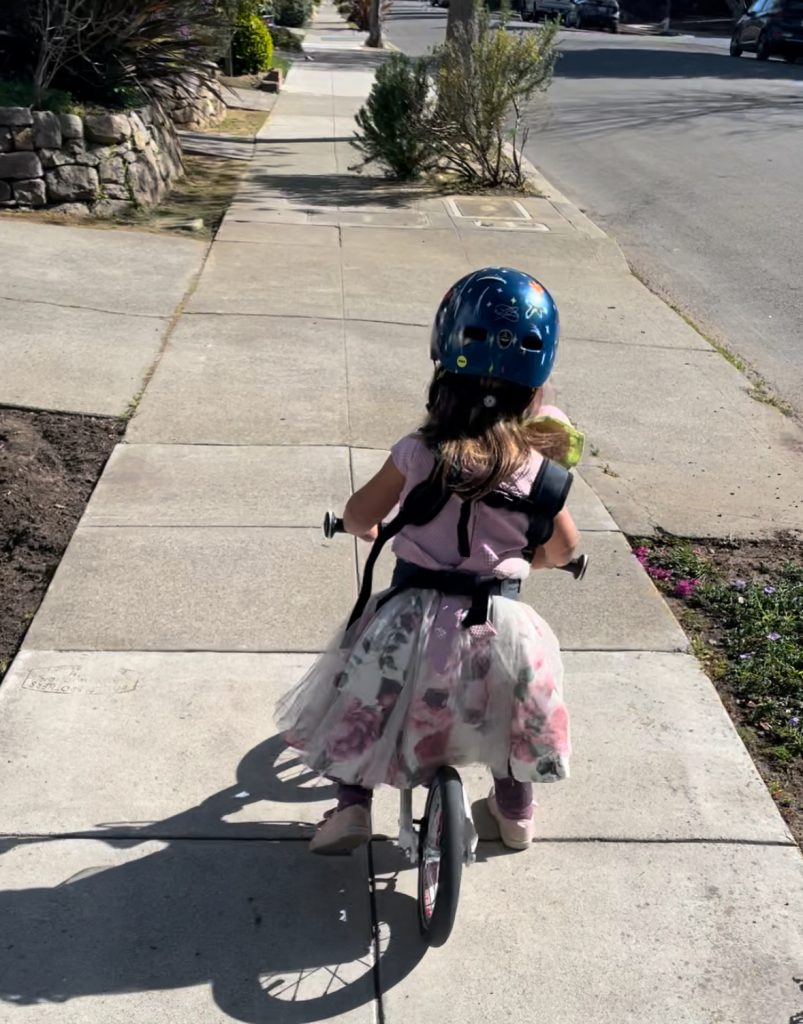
top-left (123, 237), bottom-right (216, 423)
top-left (0, 294), bottom-right (167, 321)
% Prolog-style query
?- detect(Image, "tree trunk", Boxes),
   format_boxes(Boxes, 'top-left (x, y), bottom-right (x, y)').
top-left (367, 0), bottom-right (382, 46)
top-left (446, 0), bottom-right (474, 43)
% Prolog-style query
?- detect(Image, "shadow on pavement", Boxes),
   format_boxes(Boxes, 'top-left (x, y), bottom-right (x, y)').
top-left (0, 735), bottom-right (427, 1022)
top-left (555, 44), bottom-right (803, 80)
top-left (302, 49), bottom-right (389, 69)
top-left (236, 167), bottom-right (441, 209)
top-left (531, 87), bottom-right (803, 137)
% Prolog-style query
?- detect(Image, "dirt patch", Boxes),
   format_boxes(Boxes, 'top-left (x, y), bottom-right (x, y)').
top-left (220, 73), bottom-right (264, 90)
top-left (0, 407), bottom-right (123, 679)
top-left (632, 534), bottom-right (803, 844)
top-left (213, 107), bottom-right (268, 136)
top-left (1, 152), bottom-right (248, 239)
top-left (132, 153), bottom-right (247, 237)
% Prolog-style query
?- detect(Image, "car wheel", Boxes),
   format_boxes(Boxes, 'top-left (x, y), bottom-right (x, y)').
top-left (609, 20), bottom-right (617, 31)
top-left (756, 30), bottom-right (772, 59)
top-left (782, 51), bottom-right (798, 63)
top-left (729, 32), bottom-right (743, 56)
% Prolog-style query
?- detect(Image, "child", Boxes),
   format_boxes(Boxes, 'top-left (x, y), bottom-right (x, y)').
top-left (276, 267), bottom-right (580, 855)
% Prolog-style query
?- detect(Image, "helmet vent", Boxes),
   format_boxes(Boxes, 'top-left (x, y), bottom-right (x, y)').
top-left (521, 334), bottom-right (544, 352)
top-left (463, 326), bottom-right (487, 343)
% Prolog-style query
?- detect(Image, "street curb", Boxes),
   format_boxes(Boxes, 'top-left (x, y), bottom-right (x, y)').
top-left (505, 142), bottom-right (618, 245)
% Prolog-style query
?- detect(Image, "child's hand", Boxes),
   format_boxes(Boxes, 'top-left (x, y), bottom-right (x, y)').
top-left (358, 526), bottom-right (379, 543)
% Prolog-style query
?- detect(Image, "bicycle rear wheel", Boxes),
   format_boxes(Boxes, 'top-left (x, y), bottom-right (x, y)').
top-left (417, 766), bottom-right (465, 947)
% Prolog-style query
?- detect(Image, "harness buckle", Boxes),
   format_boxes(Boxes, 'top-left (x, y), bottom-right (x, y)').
top-left (499, 578), bottom-right (523, 600)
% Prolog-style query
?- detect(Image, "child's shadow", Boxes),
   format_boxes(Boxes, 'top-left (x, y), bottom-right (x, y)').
top-left (0, 735), bottom-right (424, 1023)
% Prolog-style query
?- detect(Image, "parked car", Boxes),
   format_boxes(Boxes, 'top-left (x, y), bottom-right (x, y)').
top-left (521, 0), bottom-right (573, 21)
top-left (521, 0), bottom-right (618, 28)
top-left (565, 0), bottom-right (619, 30)
top-left (730, 0), bottom-right (803, 61)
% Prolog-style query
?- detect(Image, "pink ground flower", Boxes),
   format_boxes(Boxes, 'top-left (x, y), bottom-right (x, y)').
top-left (674, 578), bottom-right (700, 599)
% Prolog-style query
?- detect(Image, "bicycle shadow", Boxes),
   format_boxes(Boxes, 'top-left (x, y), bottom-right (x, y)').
top-left (0, 735), bottom-right (426, 1022)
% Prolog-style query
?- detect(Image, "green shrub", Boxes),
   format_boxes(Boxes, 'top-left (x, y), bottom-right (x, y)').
top-left (352, 52), bottom-right (433, 180)
top-left (0, 78), bottom-right (77, 113)
top-left (269, 25), bottom-right (304, 52)
top-left (273, 0), bottom-right (311, 27)
top-left (1, 0), bottom-right (231, 108)
top-left (232, 12), bottom-right (274, 73)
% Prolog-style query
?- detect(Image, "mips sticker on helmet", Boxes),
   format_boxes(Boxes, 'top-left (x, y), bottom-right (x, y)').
top-left (498, 329), bottom-right (514, 349)
top-left (456, 355), bottom-right (468, 368)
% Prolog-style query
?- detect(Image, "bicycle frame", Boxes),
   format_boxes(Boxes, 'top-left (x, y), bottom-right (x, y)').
top-left (398, 783), bottom-right (478, 866)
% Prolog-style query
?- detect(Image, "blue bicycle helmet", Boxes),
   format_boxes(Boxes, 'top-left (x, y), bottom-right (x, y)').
top-left (431, 267), bottom-right (560, 389)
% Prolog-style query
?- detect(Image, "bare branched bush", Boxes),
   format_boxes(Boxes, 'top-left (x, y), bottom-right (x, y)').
top-left (352, 11), bottom-right (558, 188)
top-left (434, 10), bottom-right (559, 187)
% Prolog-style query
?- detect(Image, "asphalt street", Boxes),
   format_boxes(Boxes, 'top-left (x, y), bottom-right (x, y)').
top-left (386, 2), bottom-right (803, 415)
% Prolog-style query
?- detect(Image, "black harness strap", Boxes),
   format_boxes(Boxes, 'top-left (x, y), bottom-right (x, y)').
top-left (522, 458), bottom-right (573, 561)
top-left (345, 455), bottom-right (572, 631)
top-left (456, 501), bottom-right (473, 558)
top-left (375, 566), bottom-right (522, 631)
top-left (347, 462), bottom-right (450, 628)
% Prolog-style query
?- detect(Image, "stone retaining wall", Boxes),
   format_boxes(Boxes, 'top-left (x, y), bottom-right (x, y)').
top-left (0, 105), bottom-right (184, 213)
top-left (160, 74), bottom-right (226, 129)
top-left (0, 76), bottom-right (225, 213)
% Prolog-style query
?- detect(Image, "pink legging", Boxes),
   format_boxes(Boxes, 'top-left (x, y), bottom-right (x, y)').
top-left (338, 775), bottom-right (533, 820)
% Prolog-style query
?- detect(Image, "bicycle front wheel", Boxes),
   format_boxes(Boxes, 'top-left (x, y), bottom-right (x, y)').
top-left (417, 766), bottom-right (465, 947)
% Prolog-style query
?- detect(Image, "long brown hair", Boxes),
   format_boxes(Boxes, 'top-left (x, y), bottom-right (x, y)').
top-left (419, 370), bottom-right (569, 498)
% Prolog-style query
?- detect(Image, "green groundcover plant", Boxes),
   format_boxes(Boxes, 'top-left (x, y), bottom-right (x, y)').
top-left (634, 540), bottom-right (803, 763)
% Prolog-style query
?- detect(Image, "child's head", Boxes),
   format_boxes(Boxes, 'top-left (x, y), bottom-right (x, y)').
top-left (422, 267), bottom-right (566, 495)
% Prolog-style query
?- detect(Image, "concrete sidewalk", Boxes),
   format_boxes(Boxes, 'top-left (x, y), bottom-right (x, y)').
top-left (2, 5), bottom-right (803, 1022)
top-left (0, 219), bottom-right (207, 416)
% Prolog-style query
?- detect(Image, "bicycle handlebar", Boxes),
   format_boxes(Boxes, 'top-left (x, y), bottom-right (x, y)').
top-left (322, 510), bottom-right (588, 580)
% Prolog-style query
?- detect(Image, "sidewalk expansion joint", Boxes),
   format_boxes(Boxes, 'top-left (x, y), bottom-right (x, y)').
top-left (80, 523), bottom-right (623, 535)
top-left (526, 836), bottom-right (799, 847)
top-left (566, 335), bottom-right (714, 353)
top-left (122, 439), bottom-right (355, 448)
top-left (2, 833), bottom-right (796, 848)
top-left (82, 523), bottom-right (334, 530)
top-left (26, 646), bottom-right (691, 655)
top-left (181, 310), bottom-right (428, 329)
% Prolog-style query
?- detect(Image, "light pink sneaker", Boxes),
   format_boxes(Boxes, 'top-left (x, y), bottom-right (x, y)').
top-left (309, 805), bottom-right (372, 856)
top-left (487, 789), bottom-right (535, 851)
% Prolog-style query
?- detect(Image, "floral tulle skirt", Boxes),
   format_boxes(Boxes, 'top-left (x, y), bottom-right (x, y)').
top-left (275, 585), bottom-right (570, 790)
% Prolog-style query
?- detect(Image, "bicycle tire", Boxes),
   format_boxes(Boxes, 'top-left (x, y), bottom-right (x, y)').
top-left (417, 766), bottom-right (465, 947)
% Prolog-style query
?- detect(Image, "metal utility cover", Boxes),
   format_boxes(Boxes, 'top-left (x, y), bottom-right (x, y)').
top-left (449, 197), bottom-right (531, 220)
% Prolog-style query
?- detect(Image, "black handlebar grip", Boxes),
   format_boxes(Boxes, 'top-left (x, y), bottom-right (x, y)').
top-left (323, 511), bottom-right (345, 539)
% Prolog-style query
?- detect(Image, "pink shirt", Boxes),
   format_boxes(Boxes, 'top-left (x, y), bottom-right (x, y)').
top-left (390, 406), bottom-right (568, 579)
